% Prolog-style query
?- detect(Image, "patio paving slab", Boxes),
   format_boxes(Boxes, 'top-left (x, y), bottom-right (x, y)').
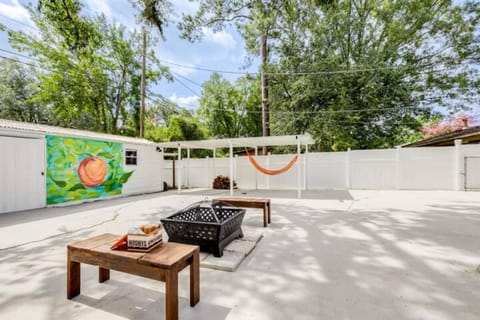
top-left (1, 189), bottom-right (480, 320)
top-left (200, 228), bottom-right (263, 271)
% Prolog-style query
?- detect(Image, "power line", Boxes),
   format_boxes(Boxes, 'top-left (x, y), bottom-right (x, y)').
top-left (0, 48), bottom-right (38, 61)
top-left (170, 70), bottom-right (203, 88)
top-left (0, 14), bottom-right (37, 31)
top-left (171, 74), bottom-right (201, 97)
top-left (159, 58), bottom-right (461, 77)
top-left (0, 55), bottom-right (50, 72)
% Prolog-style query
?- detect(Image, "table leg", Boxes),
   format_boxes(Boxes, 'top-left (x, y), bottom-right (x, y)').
top-left (67, 252), bottom-right (80, 299)
top-left (99, 267), bottom-right (110, 283)
top-left (190, 249), bottom-right (200, 307)
top-left (165, 269), bottom-right (179, 320)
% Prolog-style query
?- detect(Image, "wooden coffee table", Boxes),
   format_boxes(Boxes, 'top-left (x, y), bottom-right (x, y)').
top-left (67, 233), bottom-right (200, 320)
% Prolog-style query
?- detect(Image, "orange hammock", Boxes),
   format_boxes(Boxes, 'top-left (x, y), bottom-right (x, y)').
top-left (245, 148), bottom-right (298, 176)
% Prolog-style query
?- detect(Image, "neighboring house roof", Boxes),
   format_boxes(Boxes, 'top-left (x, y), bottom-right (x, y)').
top-left (403, 125), bottom-right (480, 147)
top-left (0, 119), bottom-right (155, 146)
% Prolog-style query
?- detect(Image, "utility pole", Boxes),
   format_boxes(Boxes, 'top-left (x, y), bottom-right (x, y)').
top-left (139, 27), bottom-right (147, 138)
top-left (260, 31), bottom-right (269, 154)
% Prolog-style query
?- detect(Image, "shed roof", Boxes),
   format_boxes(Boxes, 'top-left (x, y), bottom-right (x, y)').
top-left (156, 134), bottom-right (315, 150)
top-left (0, 119), bottom-right (155, 146)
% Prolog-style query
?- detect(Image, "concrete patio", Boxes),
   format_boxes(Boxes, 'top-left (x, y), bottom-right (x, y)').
top-left (1, 189), bottom-right (479, 320)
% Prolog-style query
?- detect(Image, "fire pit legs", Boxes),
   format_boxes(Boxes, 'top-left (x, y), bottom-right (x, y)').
top-left (214, 228), bottom-right (243, 257)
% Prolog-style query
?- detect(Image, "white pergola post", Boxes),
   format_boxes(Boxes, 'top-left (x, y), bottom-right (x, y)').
top-left (205, 156), bottom-right (209, 187)
top-left (254, 147), bottom-right (258, 190)
top-left (297, 138), bottom-right (301, 198)
top-left (160, 147), bottom-right (165, 191)
top-left (304, 144), bottom-right (308, 190)
top-left (229, 142), bottom-right (234, 196)
top-left (212, 148), bottom-right (216, 182)
top-left (234, 154), bottom-right (238, 183)
top-left (177, 145), bottom-right (182, 194)
top-left (266, 152), bottom-right (271, 190)
top-left (187, 148), bottom-right (191, 189)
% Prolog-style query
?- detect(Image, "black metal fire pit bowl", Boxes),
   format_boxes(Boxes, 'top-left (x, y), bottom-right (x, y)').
top-left (161, 200), bottom-right (245, 257)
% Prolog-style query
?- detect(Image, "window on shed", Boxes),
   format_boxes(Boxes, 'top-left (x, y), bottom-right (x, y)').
top-left (125, 149), bottom-right (137, 165)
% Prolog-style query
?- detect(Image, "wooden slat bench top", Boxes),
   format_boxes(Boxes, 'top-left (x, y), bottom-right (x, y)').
top-left (216, 197), bottom-right (272, 227)
top-left (216, 197), bottom-right (270, 207)
top-left (68, 233), bottom-right (198, 269)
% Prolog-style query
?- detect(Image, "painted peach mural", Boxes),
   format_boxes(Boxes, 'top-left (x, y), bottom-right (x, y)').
top-left (78, 157), bottom-right (108, 187)
top-left (46, 135), bottom-right (133, 205)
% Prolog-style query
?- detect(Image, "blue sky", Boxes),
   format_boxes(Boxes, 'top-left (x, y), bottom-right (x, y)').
top-left (0, 0), bottom-right (258, 112)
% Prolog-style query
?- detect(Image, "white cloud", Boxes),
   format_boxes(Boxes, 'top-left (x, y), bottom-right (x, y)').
top-left (84, 0), bottom-right (112, 17)
top-left (169, 93), bottom-right (199, 108)
top-left (201, 27), bottom-right (236, 50)
top-left (0, 0), bottom-right (33, 25)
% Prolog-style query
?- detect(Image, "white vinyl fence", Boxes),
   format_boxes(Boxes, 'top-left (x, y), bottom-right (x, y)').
top-left (163, 142), bottom-right (480, 191)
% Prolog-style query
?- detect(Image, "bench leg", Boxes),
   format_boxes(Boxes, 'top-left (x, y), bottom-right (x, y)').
top-left (165, 269), bottom-right (179, 320)
top-left (263, 206), bottom-right (268, 227)
top-left (67, 252), bottom-right (80, 299)
top-left (190, 249), bottom-right (200, 307)
top-left (268, 202), bottom-right (271, 224)
top-left (99, 267), bottom-right (110, 283)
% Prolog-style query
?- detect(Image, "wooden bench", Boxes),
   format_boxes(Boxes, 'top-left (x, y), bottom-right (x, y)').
top-left (67, 233), bottom-right (200, 320)
top-left (216, 197), bottom-right (271, 227)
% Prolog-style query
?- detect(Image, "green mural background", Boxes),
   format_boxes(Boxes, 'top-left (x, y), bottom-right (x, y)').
top-left (46, 135), bottom-right (133, 205)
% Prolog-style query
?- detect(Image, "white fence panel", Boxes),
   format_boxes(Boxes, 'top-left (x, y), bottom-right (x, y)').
top-left (307, 152), bottom-right (347, 189)
top-left (235, 156), bottom-right (257, 189)
top-left (350, 149), bottom-right (397, 189)
top-left (399, 147), bottom-right (453, 190)
top-left (267, 154), bottom-right (303, 190)
top-left (162, 144), bottom-right (480, 191)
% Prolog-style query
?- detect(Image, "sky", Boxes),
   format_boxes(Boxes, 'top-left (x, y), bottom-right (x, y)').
top-left (0, 0), bottom-right (259, 112)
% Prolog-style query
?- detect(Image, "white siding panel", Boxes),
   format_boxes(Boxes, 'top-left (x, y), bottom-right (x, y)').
top-left (122, 144), bottom-right (163, 195)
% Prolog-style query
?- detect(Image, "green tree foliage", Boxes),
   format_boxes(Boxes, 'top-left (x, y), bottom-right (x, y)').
top-left (265, 0), bottom-right (480, 150)
top-left (7, 0), bottom-right (169, 134)
top-left (199, 73), bottom-right (262, 138)
top-left (0, 59), bottom-right (49, 123)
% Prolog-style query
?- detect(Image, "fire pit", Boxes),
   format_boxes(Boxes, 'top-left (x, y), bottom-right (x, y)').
top-left (161, 200), bottom-right (245, 257)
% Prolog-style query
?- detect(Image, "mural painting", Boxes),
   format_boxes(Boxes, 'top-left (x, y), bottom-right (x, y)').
top-left (46, 135), bottom-right (133, 205)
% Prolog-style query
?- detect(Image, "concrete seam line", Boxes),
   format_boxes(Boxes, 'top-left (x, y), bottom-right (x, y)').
top-left (0, 213), bottom-right (120, 251)
top-left (0, 201), bottom-right (137, 251)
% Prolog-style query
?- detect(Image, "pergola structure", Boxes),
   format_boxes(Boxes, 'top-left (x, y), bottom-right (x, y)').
top-left (156, 134), bottom-right (315, 198)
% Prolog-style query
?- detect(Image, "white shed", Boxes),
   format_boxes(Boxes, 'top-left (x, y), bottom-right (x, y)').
top-left (0, 119), bottom-right (164, 214)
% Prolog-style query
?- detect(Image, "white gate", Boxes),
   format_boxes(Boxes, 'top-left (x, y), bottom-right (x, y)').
top-left (0, 136), bottom-right (46, 213)
top-left (465, 156), bottom-right (480, 191)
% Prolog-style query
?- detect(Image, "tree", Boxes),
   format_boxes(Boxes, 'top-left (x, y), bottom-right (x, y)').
top-left (178, 0), bottom-right (291, 143)
top-left (7, 0), bottom-right (169, 134)
top-left (0, 59), bottom-right (49, 123)
top-left (198, 73), bottom-right (261, 138)
top-left (266, 0), bottom-right (480, 150)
